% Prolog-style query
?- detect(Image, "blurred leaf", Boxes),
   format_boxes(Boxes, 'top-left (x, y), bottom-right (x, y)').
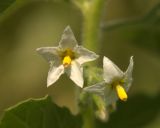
top-left (96, 94), bottom-right (160, 128)
top-left (0, 0), bottom-right (15, 13)
top-left (0, 96), bottom-right (82, 128)
top-left (102, 3), bottom-right (160, 31)
top-left (102, 3), bottom-right (160, 54)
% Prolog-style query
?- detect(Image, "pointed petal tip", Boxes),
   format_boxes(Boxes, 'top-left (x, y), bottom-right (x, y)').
top-left (36, 47), bottom-right (41, 52)
top-left (47, 78), bottom-right (58, 88)
top-left (73, 79), bottom-right (84, 88)
top-left (103, 56), bottom-right (107, 59)
top-left (36, 48), bottom-right (44, 55)
top-left (47, 83), bottom-right (52, 88)
top-left (103, 56), bottom-right (109, 62)
top-left (65, 25), bottom-right (71, 29)
top-left (47, 80), bottom-right (53, 87)
top-left (129, 56), bottom-right (134, 67)
top-left (103, 56), bottom-right (114, 63)
top-left (59, 25), bottom-right (78, 49)
top-left (78, 84), bottom-right (83, 88)
top-left (123, 56), bottom-right (134, 91)
top-left (86, 52), bottom-right (99, 62)
top-left (90, 54), bottom-right (99, 62)
top-left (36, 47), bottom-right (45, 53)
top-left (47, 65), bottom-right (64, 87)
top-left (64, 25), bottom-right (72, 32)
top-left (47, 76), bottom-right (57, 87)
top-left (130, 56), bottom-right (134, 62)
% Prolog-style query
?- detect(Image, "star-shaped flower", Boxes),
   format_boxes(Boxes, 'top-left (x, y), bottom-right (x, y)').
top-left (36, 26), bottom-right (99, 88)
top-left (84, 56), bottom-right (133, 105)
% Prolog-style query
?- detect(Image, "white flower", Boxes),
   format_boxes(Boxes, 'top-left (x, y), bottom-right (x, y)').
top-left (36, 26), bottom-right (99, 88)
top-left (84, 56), bottom-right (134, 105)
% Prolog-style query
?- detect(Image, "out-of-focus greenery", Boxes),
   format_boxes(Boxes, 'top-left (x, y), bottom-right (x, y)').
top-left (0, 0), bottom-right (160, 128)
top-left (0, 0), bottom-right (14, 13)
top-left (97, 94), bottom-right (160, 128)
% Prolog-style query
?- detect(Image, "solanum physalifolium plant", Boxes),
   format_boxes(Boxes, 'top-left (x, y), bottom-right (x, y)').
top-left (0, 1), bottom-right (135, 128)
top-left (36, 1), bottom-right (134, 125)
top-left (36, 26), bottom-right (134, 122)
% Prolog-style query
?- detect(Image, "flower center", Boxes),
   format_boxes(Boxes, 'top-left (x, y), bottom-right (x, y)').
top-left (115, 84), bottom-right (128, 101)
top-left (61, 49), bottom-right (75, 68)
top-left (63, 55), bottom-right (72, 67)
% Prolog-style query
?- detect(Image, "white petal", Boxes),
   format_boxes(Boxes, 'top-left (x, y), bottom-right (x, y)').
top-left (59, 26), bottom-right (78, 49)
top-left (103, 56), bottom-right (124, 84)
top-left (84, 82), bottom-right (118, 106)
top-left (123, 56), bottom-right (134, 91)
top-left (75, 46), bottom-right (99, 65)
top-left (67, 61), bottom-right (83, 88)
top-left (36, 47), bottom-right (60, 63)
top-left (104, 84), bottom-right (118, 105)
top-left (84, 81), bottom-right (106, 98)
top-left (47, 65), bottom-right (64, 87)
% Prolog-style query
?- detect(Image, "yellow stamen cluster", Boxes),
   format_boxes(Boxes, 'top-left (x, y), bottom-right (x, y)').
top-left (61, 49), bottom-right (75, 67)
top-left (116, 84), bottom-right (128, 101)
top-left (63, 55), bottom-right (72, 67)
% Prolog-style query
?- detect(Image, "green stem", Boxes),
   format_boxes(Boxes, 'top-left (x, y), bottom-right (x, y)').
top-left (81, 1), bottom-right (105, 128)
top-left (82, 0), bottom-right (105, 54)
top-left (73, 1), bottom-right (105, 128)
top-left (82, 104), bottom-right (94, 128)
top-left (79, 93), bottom-right (95, 128)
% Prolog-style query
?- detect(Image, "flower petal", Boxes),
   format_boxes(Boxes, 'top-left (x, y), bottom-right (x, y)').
top-left (84, 82), bottom-right (118, 106)
top-left (47, 65), bottom-right (64, 87)
top-left (83, 81), bottom-right (106, 98)
top-left (59, 26), bottom-right (78, 49)
top-left (36, 47), bottom-right (60, 63)
top-left (75, 46), bottom-right (99, 65)
top-left (104, 84), bottom-right (118, 105)
top-left (67, 61), bottom-right (83, 88)
top-left (123, 56), bottom-right (134, 91)
top-left (103, 56), bottom-right (124, 84)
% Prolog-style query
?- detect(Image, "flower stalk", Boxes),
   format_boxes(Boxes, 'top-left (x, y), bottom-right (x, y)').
top-left (82, 104), bottom-right (95, 128)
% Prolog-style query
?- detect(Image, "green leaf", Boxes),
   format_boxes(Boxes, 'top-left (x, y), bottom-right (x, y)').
top-left (0, 0), bottom-right (15, 13)
top-left (0, 96), bottom-right (82, 128)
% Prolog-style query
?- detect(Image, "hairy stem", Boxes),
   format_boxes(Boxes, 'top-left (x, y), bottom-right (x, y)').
top-left (73, 0), bottom-right (106, 128)
top-left (81, 1), bottom-right (105, 128)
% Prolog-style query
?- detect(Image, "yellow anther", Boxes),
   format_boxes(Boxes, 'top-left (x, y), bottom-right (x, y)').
top-left (63, 55), bottom-right (72, 67)
top-left (116, 84), bottom-right (128, 101)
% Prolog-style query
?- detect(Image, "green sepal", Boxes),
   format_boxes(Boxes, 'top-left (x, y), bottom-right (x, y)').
top-left (83, 66), bottom-right (103, 87)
